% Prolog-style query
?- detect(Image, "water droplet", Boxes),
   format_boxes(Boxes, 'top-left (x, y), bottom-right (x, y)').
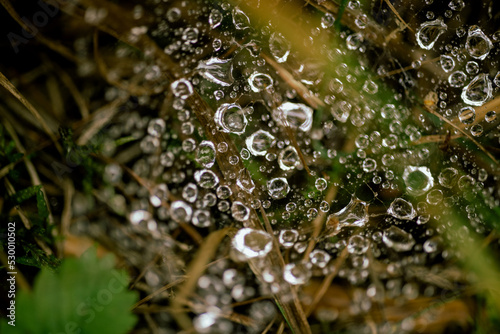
top-left (246, 130), bottom-right (276, 156)
top-left (315, 178), bottom-right (328, 191)
top-left (347, 235), bottom-right (370, 255)
top-left (209, 9), bottom-right (223, 29)
top-left (448, 71), bottom-right (467, 87)
top-left (232, 228), bottom-right (272, 260)
top-left (426, 189), bottom-right (443, 205)
top-left (231, 201), bottom-right (250, 222)
top-left (461, 73), bottom-right (492, 106)
top-left (485, 110), bottom-right (497, 123)
top-left (403, 166), bottom-right (434, 196)
top-left (362, 158), bottom-right (377, 172)
top-left (346, 33), bottom-right (364, 50)
top-left (147, 118), bottom-right (166, 137)
top-left (470, 124), bottom-right (483, 137)
top-left (171, 78), bottom-right (193, 99)
top-left (440, 55), bottom-right (455, 72)
top-left (448, 0), bottom-right (465, 11)
top-left (182, 27), bottom-right (199, 43)
top-left (232, 7), bottom-right (250, 30)
top-left (196, 57), bottom-right (234, 87)
top-left (459, 107), bottom-right (476, 125)
top-left (465, 61), bottom-right (479, 75)
top-left (192, 210), bottom-right (213, 227)
top-left (330, 197), bottom-right (369, 233)
top-left (388, 198), bottom-right (416, 220)
top-left (321, 13), bottom-right (335, 28)
top-left (382, 226), bottom-right (415, 252)
top-left (194, 169), bottom-right (220, 189)
top-left (269, 32), bottom-right (290, 63)
top-left (465, 26), bottom-right (493, 60)
top-left (215, 103), bottom-right (248, 135)
top-left (248, 72), bottom-right (273, 92)
top-left (279, 229), bottom-right (298, 248)
top-left (438, 167), bottom-right (458, 188)
top-left (278, 146), bottom-right (300, 170)
top-left (267, 177), bottom-right (290, 199)
top-left (170, 201), bottom-right (193, 223)
top-left (283, 262), bottom-right (311, 285)
top-left (196, 140), bottom-right (216, 168)
top-left (273, 102), bottom-right (314, 132)
top-left (309, 249), bottom-right (331, 268)
top-left (182, 183), bottom-right (198, 203)
top-left (416, 18), bottom-right (447, 50)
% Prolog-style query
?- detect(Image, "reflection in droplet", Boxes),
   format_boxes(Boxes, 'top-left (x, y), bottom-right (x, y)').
top-left (215, 103), bottom-right (248, 135)
top-left (465, 26), bottom-right (493, 60)
top-left (416, 18), bottom-right (447, 50)
top-left (246, 130), bottom-right (276, 156)
top-left (267, 177), bottom-right (290, 199)
top-left (382, 226), bottom-right (415, 252)
top-left (232, 228), bottom-right (272, 260)
top-left (402, 166), bottom-right (434, 196)
top-left (388, 198), bottom-right (416, 220)
top-left (461, 73), bottom-right (492, 106)
top-left (273, 102), bottom-right (314, 132)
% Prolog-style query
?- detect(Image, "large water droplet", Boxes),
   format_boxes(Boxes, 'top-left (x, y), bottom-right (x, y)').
top-left (278, 146), bottom-right (300, 170)
top-left (231, 201), bottom-right (250, 222)
top-left (267, 177), bottom-right (290, 199)
top-left (388, 198), bottom-right (416, 220)
top-left (402, 166), bottom-right (434, 196)
top-left (269, 32), bottom-right (290, 63)
top-left (347, 235), bottom-right (370, 255)
top-left (196, 57), bottom-right (234, 87)
top-left (194, 169), bottom-right (220, 189)
top-left (309, 249), bottom-right (331, 268)
top-left (329, 197), bottom-right (369, 234)
top-left (246, 130), bottom-right (276, 156)
top-left (232, 228), bottom-right (273, 260)
top-left (440, 55), bottom-right (455, 72)
top-left (465, 26), bottom-right (493, 60)
top-left (209, 9), bottom-right (223, 29)
top-left (232, 8), bottom-right (250, 30)
top-left (170, 200), bottom-right (193, 223)
top-left (196, 140), bottom-right (216, 168)
top-left (461, 73), bottom-right (492, 106)
top-left (248, 72), bottom-right (273, 92)
top-left (279, 229), bottom-right (299, 248)
top-left (448, 71), bottom-right (467, 87)
top-left (382, 226), bottom-right (415, 252)
top-left (416, 18), bottom-right (447, 50)
top-left (283, 262), bottom-right (311, 285)
top-left (438, 167), bottom-right (459, 188)
top-left (215, 103), bottom-right (248, 135)
top-left (171, 78), bottom-right (193, 99)
top-left (458, 107), bottom-right (476, 125)
top-left (273, 102), bottom-right (314, 132)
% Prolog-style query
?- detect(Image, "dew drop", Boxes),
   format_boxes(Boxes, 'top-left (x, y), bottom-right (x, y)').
top-left (415, 18), bottom-right (447, 50)
top-left (273, 102), bottom-right (314, 132)
top-left (232, 8), bottom-right (250, 30)
top-left (388, 198), bottom-right (416, 220)
top-left (267, 177), bottom-right (290, 199)
top-left (231, 201), bottom-right (250, 222)
top-left (269, 32), bottom-right (291, 63)
top-left (215, 103), bottom-right (248, 135)
top-left (402, 166), bottom-right (434, 196)
top-left (461, 73), bottom-right (492, 106)
top-left (171, 78), bottom-right (193, 99)
top-left (382, 226), bottom-right (415, 252)
top-left (196, 140), bottom-right (216, 168)
top-left (465, 26), bottom-right (493, 60)
top-left (248, 72), bottom-right (273, 92)
top-left (246, 130), bottom-right (276, 156)
top-left (232, 228), bottom-right (273, 260)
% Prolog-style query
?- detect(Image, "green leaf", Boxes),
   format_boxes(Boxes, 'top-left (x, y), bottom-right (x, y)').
top-left (0, 247), bottom-right (138, 334)
top-left (115, 136), bottom-right (138, 147)
top-left (9, 185), bottom-right (41, 205)
top-left (36, 189), bottom-right (49, 222)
